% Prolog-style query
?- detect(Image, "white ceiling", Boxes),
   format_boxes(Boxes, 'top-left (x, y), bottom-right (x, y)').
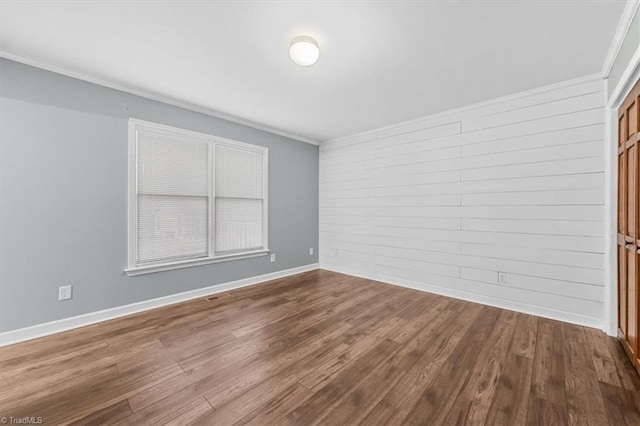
top-left (0, 1), bottom-right (626, 142)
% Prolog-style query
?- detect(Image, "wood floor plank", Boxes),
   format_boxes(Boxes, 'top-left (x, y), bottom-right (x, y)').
top-left (0, 338), bottom-right (108, 371)
top-left (128, 318), bottom-right (352, 413)
top-left (196, 342), bottom-right (350, 425)
top-left (604, 331), bottom-right (640, 392)
top-left (389, 297), bottom-right (449, 344)
top-left (484, 354), bottom-right (534, 425)
top-left (1, 344), bottom-right (118, 402)
top-left (176, 283), bottom-right (374, 374)
top-left (561, 323), bottom-right (610, 426)
top-left (584, 328), bottom-right (624, 388)
top-left (360, 300), bottom-right (483, 426)
top-left (1, 270), bottom-right (637, 425)
top-left (527, 318), bottom-right (568, 426)
top-left (174, 279), bottom-right (394, 374)
top-left (126, 368), bottom-right (207, 413)
top-left (598, 381), bottom-right (640, 426)
top-left (202, 321), bottom-right (354, 409)
top-left (240, 383), bottom-right (314, 426)
top-left (69, 399), bottom-right (132, 426)
top-left (298, 333), bottom-right (386, 393)
top-left (317, 300), bottom-right (464, 425)
top-left (117, 391), bottom-right (213, 426)
top-left (283, 338), bottom-right (401, 425)
top-left (0, 364), bottom-right (121, 415)
top-left (511, 313), bottom-right (539, 359)
top-left (306, 298), bottom-right (452, 397)
top-left (528, 396), bottom-right (569, 426)
top-left (400, 305), bottom-right (502, 425)
top-left (442, 309), bottom-right (519, 425)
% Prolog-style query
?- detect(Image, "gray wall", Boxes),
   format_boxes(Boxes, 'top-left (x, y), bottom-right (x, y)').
top-left (0, 58), bottom-right (319, 332)
top-left (608, 7), bottom-right (639, 97)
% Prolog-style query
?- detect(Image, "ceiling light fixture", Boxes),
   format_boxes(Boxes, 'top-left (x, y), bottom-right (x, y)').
top-left (289, 36), bottom-right (319, 67)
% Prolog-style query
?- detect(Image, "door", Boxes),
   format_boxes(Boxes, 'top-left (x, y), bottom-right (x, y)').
top-left (618, 77), bottom-right (640, 373)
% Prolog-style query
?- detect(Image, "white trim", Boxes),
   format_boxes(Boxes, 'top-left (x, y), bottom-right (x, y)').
top-left (125, 250), bottom-right (270, 276)
top-left (263, 149), bottom-right (269, 253)
top-left (320, 265), bottom-right (604, 330)
top-left (129, 118), bottom-right (269, 152)
top-left (604, 40), bottom-right (640, 336)
top-left (0, 49), bottom-right (319, 146)
top-left (608, 45), bottom-right (640, 109)
top-left (0, 264), bottom-right (320, 347)
top-left (601, 0), bottom-right (640, 78)
top-left (127, 118), bottom-right (269, 273)
top-left (212, 138), bottom-right (270, 257)
top-left (604, 78), bottom-right (618, 336)
top-left (209, 134), bottom-right (216, 259)
top-left (127, 121), bottom-right (137, 270)
top-left (322, 73), bottom-right (603, 144)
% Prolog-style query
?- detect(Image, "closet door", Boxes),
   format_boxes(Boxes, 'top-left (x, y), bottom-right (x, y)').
top-left (618, 77), bottom-right (640, 373)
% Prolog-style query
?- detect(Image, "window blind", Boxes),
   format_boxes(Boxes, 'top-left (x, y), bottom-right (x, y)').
top-left (215, 145), bottom-right (264, 253)
top-left (128, 119), bottom-right (268, 273)
top-left (137, 130), bottom-right (209, 263)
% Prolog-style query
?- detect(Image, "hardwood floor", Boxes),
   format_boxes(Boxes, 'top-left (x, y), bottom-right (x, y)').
top-left (1, 269), bottom-right (639, 425)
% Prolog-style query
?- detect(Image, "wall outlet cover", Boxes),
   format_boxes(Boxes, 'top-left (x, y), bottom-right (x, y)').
top-left (309, 248), bottom-right (314, 255)
top-left (270, 253), bottom-right (276, 262)
top-left (497, 272), bottom-right (507, 285)
top-left (59, 285), bottom-right (73, 301)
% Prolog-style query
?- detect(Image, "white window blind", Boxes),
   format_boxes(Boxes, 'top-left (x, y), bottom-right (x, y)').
top-left (137, 131), bottom-right (210, 264)
top-left (128, 119), bottom-right (268, 274)
top-left (215, 145), bottom-right (264, 253)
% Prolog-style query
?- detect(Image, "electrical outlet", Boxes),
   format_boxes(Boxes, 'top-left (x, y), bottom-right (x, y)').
top-left (59, 285), bottom-right (73, 301)
top-left (497, 272), bottom-right (507, 285)
top-left (270, 253), bottom-right (276, 262)
top-left (309, 248), bottom-right (314, 255)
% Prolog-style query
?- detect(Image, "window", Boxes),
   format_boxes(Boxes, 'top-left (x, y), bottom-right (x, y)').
top-left (126, 119), bottom-right (268, 275)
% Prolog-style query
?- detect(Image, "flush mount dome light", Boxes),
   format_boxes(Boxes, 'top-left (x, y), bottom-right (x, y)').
top-left (289, 36), bottom-right (319, 66)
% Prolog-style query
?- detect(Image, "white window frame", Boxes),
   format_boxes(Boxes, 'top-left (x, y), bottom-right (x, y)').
top-left (125, 118), bottom-right (269, 276)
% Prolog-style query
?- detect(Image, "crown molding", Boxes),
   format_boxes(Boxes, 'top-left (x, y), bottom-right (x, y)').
top-left (601, 0), bottom-right (640, 78)
top-left (608, 44), bottom-right (640, 108)
top-left (0, 50), bottom-right (320, 146)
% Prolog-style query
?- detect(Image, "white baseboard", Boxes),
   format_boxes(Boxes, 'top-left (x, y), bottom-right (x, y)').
top-left (320, 265), bottom-right (605, 331)
top-left (0, 263), bottom-right (319, 347)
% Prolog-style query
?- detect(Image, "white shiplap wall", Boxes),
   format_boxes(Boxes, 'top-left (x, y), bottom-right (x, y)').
top-left (319, 77), bottom-right (606, 329)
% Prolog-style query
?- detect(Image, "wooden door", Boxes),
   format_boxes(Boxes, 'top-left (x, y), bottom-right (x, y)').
top-left (618, 77), bottom-right (640, 373)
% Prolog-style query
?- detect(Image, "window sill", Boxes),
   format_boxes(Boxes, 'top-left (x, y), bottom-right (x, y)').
top-left (124, 250), bottom-right (270, 276)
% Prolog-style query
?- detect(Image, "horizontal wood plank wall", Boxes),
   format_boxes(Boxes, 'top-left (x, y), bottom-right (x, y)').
top-left (319, 78), bottom-right (606, 329)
